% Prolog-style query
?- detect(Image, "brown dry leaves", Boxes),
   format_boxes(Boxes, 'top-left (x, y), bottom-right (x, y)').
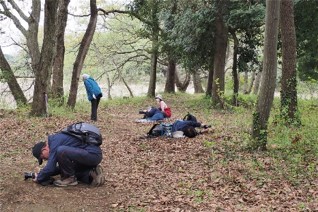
top-left (0, 99), bottom-right (317, 211)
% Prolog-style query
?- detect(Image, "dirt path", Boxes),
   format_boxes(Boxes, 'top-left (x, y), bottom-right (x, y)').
top-left (0, 99), bottom-right (317, 211)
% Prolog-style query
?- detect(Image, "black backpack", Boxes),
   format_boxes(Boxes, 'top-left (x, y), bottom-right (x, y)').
top-left (61, 122), bottom-right (103, 146)
top-left (183, 113), bottom-right (197, 122)
top-left (147, 123), bottom-right (173, 138)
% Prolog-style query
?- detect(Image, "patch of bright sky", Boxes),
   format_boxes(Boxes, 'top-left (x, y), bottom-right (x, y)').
top-left (0, 0), bottom-right (131, 55)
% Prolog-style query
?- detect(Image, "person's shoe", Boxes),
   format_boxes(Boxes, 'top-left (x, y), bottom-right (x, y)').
top-left (54, 176), bottom-right (78, 187)
top-left (90, 165), bottom-right (105, 186)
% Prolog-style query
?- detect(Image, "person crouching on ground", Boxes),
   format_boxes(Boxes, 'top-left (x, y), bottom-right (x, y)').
top-left (82, 74), bottom-right (103, 121)
top-left (155, 94), bottom-right (171, 118)
top-left (31, 130), bottom-right (105, 187)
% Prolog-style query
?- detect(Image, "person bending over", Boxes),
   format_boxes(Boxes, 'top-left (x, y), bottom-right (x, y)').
top-left (82, 74), bottom-right (103, 121)
top-left (31, 129), bottom-right (105, 187)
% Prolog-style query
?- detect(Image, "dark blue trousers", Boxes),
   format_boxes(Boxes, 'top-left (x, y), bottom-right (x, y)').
top-left (56, 146), bottom-right (102, 184)
top-left (91, 96), bottom-right (101, 121)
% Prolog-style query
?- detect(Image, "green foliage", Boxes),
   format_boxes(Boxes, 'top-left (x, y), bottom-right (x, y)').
top-left (167, 6), bottom-right (216, 70)
top-left (295, 0), bottom-right (318, 81)
top-left (228, 1), bottom-right (265, 74)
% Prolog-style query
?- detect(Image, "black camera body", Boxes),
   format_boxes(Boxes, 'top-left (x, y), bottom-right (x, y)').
top-left (202, 125), bottom-right (211, 129)
top-left (24, 172), bottom-right (35, 180)
top-left (139, 110), bottom-right (147, 114)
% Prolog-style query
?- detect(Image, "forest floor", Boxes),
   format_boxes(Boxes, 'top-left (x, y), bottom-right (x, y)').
top-left (0, 95), bottom-right (317, 212)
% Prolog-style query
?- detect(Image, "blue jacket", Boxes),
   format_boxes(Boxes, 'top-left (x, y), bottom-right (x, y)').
top-left (172, 120), bottom-right (201, 132)
top-left (37, 133), bottom-right (102, 183)
top-left (84, 77), bottom-right (102, 101)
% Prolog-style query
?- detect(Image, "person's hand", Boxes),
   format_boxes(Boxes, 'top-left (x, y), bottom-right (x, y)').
top-left (32, 173), bottom-right (38, 182)
top-left (92, 94), bottom-right (96, 99)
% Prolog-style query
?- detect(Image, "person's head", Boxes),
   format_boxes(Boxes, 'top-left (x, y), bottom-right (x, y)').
top-left (82, 74), bottom-right (90, 81)
top-left (182, 126), bottom-right (197, 138)
top-left (32, 141), bottom-right (50, 165)
top-left (155, 94), bottom-right (162, 102)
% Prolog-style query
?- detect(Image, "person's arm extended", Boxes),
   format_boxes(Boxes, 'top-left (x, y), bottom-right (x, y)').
top-left (185, 120), bottom-right (202, 128)
top-left (35, 152), bottom-right (58, 183)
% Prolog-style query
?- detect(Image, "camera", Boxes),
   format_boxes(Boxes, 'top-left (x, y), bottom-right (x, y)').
top-left (24, 172), bottom-right (35, 180)
top-left (202, 125), bottom-right (211, 129)
top-left (139, 110), bottom-right (146, 114)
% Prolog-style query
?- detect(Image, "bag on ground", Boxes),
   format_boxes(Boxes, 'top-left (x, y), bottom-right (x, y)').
top-left (147, 123), bottom-right (173, 138)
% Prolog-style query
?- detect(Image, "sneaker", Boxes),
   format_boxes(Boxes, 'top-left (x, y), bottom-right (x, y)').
top-left (54, 176), bottom-right (78, 187)
top-left (90, 165), bottom-right (105, 186)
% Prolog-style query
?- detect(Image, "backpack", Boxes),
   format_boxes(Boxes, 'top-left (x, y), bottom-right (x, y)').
top-left (183, 113), bottom-right (197, 122)
top-left (61, 122), bottom-right (103, 146)
top-left (164, 107), bottom-right (172, 118)
top-left (147, 123), bottom-right (173, 138)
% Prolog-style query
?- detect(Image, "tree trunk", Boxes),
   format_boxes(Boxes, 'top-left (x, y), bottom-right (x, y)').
top-left (280, 0), bottom-right (299, 124)
top-left (193, 71), bottom-right (204, 93)
top-left (164, 59), bottom-right (176, 93)
top-left (26, 0), bottom-right (41, 72)
top-left (175, 71), bottom-right (190, 92)
top-left (252, 0), bottom-right (280, 150)
top-left (212, 0), bottom-right (229, 108)
top-left (0, 0), bottom-right (41, 108)
top-left (0, 47), bottom-right (27, 106)
top-left (163, 0), bottom-right (177, 94)
top-left (122, 77), bottom-right (134, 97)
top-left (147, 31), bottom-right (159, 97)
top-left (253, 70), bottom-right (262, 95)
top-left (243, 71), bottom-right (248, 94)
top-left (31, 0), bottom-right (59, 116)
top-left (205, 65), bottom-right (214, 96)
top-left (247, 70), bottom-right (256, 94)
top-left (106, 76), bottom-right (112, 100)
top-left (51, 0), bottom-right (70, 104)
top-left (230, 29), bottom-right (239, 106)
top-left (67, 0), bottom-right (98, 108)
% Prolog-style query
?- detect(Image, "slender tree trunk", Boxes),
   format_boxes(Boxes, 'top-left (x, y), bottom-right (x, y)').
top-left (146, 1), bottom-right (160, 98)
top-left (230, 29), bottom-right (239, 106)
top-left (252, 0), bottom-right (280, 150)
top-left (26, 0), bottom-right (41, 72)
top-left (147, 35), bottom-right (159, 97)
top-left (280, 0), bottom-right (299, 124)
top-left (122, 77), bottom-right (134, 97)
top-left (31, 0), bottom-right (59, 116)
top-left (193, 71), bottom-right (204, 93)
top-left (51, 0), bottom-right (70, 104)
top-left (0, 47), bottom-right (27, 106)
top-left (67, 0), bottom-right (98, 108)
top-left (253, 70), bottom-right (262, 95)
top-left (247, 70), bottom-right (256, 94)
top-left (164, 0), bottom-right (177, 94)
top-left (243, 71), bottom-right (248, 94)
top-left (212, 0), bottom-right (229, 108)
top-left (206, 64), bottom-right (214, 96)
top-left (106, 76), bottom-right (112, 100)
top-left (164, 59), bottom-right (176, 93)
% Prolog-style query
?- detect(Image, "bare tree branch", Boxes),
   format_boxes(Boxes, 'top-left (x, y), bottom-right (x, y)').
top-left (0, 1), bottom-right (27, 36)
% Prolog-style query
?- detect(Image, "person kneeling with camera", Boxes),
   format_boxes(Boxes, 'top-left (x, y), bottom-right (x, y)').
top-left (31, 128), bottom-right (105, 187)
